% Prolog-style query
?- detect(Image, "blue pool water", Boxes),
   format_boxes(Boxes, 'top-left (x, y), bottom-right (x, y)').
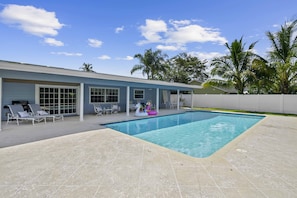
top-left (105, 111), bottom-right (264, 158)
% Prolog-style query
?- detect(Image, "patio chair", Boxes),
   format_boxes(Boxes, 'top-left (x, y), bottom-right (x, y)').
top-left (129, 103), bottom-right (137, 112)
top-left (6, 104), bottom-right (45, 125)
top-left (94, 104), bottom-right (103, 116)
top-left (111, 104), bottom-right (120, 114)
top-left (28, 104), bottom-right (64, 122)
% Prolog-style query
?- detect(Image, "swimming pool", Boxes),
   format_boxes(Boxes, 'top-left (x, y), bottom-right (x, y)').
top-left (105, 111), bottom-right (264, 158)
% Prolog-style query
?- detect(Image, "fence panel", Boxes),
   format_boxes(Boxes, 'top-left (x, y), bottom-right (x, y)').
top-left (172, 94), bottom-right (297, 114)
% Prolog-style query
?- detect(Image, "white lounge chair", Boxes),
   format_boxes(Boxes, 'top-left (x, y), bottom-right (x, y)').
top-left (6, 104), bottom-right (45, 125)
top-left (28, 104), bottom-right (64, 122)
top-left (94, 104), bottom-right (103, 116)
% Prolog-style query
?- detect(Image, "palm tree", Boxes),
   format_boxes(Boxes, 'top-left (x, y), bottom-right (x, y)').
top-left (249, 58), bottom-right (276, 94)
top-left (266, 19), bottom-right (297, 94)
top-left (80, 63), bottom-right (94, 72)
top-left (204, 37), bottom-right (258, 94)
top-left (131, 49), bottom-right (168, 80)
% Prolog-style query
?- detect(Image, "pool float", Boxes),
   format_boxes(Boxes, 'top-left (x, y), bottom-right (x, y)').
top-left (146, 103), bottom-right (157, 115)
top-left (135, 103), bottom-right (148, 117)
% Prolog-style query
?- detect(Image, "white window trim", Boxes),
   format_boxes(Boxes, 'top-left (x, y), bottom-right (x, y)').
top-left (133, 89), bottom-right (145, 100)
top-left (35, 84), bottom-right (79, 115)
top-left (35, 84), bottom-right (79, 105)
top-left (89, 87), bottom-right (120, 104)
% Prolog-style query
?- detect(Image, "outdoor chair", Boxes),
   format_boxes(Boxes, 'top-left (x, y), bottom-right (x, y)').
top-left (129, 103), bottom-right (137, 112)
top-left (28, 104), bottom-right (64, 122)
top-left (6, 104), bottom-right (45, 125)
top-left (94, 104), bottom-right (103, 116)
top-left (111, 104), bottom-right (120, 114)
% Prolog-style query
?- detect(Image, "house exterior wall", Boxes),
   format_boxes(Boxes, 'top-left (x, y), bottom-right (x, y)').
top-left (83, 85), bottom-right (165, 115)
top-left (1, 78), bottom-right (165, 120)
top-left (0, 64), bottom-right (196, 121)
top-left (2, 81), bottom-right (35, 119)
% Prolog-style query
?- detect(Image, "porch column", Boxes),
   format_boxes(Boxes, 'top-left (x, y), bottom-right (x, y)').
top-left (80, 83), bottom-right (84, 121)
top-left (156, 88), bottom-right (159, 112)
top-left (126, 86), bottom-right (130, 116)
top-left (177, 89), bottom-right (180, 110)
top-left (191, 90), bottom-right (194, 109)
top-left (0, 77), bottom-right (2, 131)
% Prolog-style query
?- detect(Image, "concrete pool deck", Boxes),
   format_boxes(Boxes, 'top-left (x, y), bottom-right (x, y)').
top-left (0, 111), bottom-right (297, 197)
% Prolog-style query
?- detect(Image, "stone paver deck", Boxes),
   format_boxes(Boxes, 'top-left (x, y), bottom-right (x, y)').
top-left (0, 111), bottom-right (297, 197)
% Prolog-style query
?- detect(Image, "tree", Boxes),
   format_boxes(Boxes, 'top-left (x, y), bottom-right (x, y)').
top-left (204, 37), bottom-right (258, 94)
top-left (131, 49), bottom-right (168, 80)
top-left (249, 58), bottom-right (276, 94)
top-left (167, 53), bottom-right (209, 84)
top-left (80, 63), bottom-right (94, 72)
top-left (266, 19), bottom-right (297, 94)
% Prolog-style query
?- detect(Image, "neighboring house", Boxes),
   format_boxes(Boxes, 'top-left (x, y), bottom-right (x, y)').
top-left (0, 60), bottom-right (201, 129)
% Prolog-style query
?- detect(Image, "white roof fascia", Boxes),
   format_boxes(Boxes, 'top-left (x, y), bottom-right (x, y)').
top-left (0, 60), bottom-right (201, 89)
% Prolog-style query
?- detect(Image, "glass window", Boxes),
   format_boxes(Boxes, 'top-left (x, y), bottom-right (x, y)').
top-left (90, 87), bottom-right (119, 103)
top-left (134, 89), bottom-right (144, 100)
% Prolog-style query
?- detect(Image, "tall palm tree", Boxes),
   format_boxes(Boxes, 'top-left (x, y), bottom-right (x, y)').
top-left (80, 63), bottom-right (94, 72)
top-left (131, 49), bottom-right (168, 80)
top-left (204, 37), bottom-right (258, 94)
top-left (249, 58), bottom-right (276, 94)
top-left (266, 19), bottom-right (297, 94)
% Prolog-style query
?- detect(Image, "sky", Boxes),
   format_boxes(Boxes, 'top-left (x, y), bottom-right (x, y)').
top-left (0, 0), bottom-right (297, 78)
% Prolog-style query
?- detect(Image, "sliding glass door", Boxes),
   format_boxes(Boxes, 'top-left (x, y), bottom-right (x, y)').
top-left (38, 86), bottom-right (78, 115)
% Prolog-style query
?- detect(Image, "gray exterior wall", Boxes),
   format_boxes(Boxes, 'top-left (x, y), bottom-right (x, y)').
top-left (1, 65), bottom-right (193, 120)
top-left (2, 81), bottom-right (35, 120)
top-left (1, 79), bottom-right (168, 120)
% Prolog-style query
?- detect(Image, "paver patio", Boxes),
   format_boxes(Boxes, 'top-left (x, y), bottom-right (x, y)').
top-left (0, 111), bottom-right (297, 197)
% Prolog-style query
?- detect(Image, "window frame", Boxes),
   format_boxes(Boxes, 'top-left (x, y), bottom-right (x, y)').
top-left (133, 89), bottom-right (145, 100)
top-left (89, 87), bottom-right (120, 104)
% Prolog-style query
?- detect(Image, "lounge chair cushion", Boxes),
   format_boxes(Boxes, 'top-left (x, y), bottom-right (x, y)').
top-left (37, 110), bottom-right (48, 115)
top-left (18, 111), bottom-right (30, 118)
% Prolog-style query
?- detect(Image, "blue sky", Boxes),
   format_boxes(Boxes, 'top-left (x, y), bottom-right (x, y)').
top-left (0, 0), bottom-right (296, 78)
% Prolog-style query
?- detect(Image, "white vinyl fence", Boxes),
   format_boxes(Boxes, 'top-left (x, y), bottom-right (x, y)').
top-left (172, 94), bottom-right (297, 114)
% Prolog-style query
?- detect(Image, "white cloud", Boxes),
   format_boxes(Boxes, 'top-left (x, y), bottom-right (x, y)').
top-left (0, 4), bottom-right (64, 37)
top-left (169, 19), bottom-right (191, 28)
top-left (115, 26), bottom-right (124, 33)
top-left (97, 55), bottom-right (111, 60)
top-left (137, 19), bottom-right (227, 50)
top-left (44, 38), bottom-right (64, 46)
top-left (88, 38), bottom-right (103, 47)
top-left (117, 56), bottom-right (134, 60)
top-left (51, 52), bottom-right (82, 56)
top-left (156, 45), bottom-right (180, 51)
top-left (188, 51), bottom-right (224, 61)
top-left (137, 19), bottom-right (167, 45)
top-left (167, 25), bottom-right (227, 45)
